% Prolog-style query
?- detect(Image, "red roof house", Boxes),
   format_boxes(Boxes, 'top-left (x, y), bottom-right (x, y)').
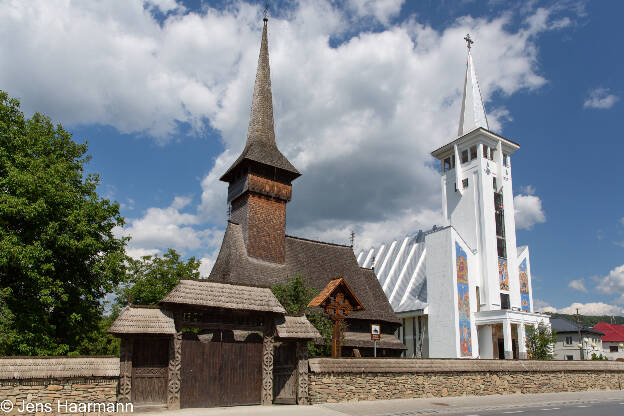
top-left (593, 322), bottom-right (624, 342)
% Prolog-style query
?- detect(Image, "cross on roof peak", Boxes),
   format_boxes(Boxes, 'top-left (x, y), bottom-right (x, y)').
top-left (464, 33), bottom-right (474, 51)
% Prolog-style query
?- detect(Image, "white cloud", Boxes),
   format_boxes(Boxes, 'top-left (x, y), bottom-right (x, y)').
top-left (535, 299), bottom-right (624, 316)
top-left (568, 279), bottom-right (587, 293)
top-left (533, 299), bottom-right (557, 313)
top-left (584, 87), bottom-right (619, 109)
top-left (126, 247), bottom-right (162, 259)
top-left (558, 302), bottom-right (624, 316)
top-left (595, 264), bottom-right (624, 298)
top-left (347, 0), bottom-right (405, 25)
top-left (0, 1), bottom-right (575, 262)
top-left (514, 193), bottom-right (546, 230)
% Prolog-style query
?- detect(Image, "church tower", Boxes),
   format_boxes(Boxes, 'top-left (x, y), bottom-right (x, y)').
top-left (431, 34), bottom-right (523, 314)
top-left (220, 16), bottom-right (300, 264)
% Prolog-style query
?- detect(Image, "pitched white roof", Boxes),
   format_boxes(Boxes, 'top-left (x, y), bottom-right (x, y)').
top-left (458, 50), bottom-right (488, 136)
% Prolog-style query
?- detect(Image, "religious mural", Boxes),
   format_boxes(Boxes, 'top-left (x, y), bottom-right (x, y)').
top-left (455, 243), bottom-right (471, 357)
top-left (498, 258), bottom-right (509, 291)
top-left (519, 259), bottom-right (530, 312)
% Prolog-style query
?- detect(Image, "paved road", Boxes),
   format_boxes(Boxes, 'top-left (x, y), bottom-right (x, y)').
top-left (320, 390), bottom-right (624, 416)
top-left (144, 390), bottom-right (624, 416)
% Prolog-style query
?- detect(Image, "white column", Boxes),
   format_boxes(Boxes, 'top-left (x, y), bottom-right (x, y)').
top-left (478, 325), bottom-right (494, 359)
top-left (502, 319), bottom-right (513, 360)
top-left (518, 323), bottom-right (527, 360)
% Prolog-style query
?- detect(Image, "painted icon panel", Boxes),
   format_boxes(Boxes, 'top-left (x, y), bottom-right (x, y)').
top-left (498, 257), bottom-right (509, 291)
top-left (519, 259), bottom-right (530, 311)
top-left (456, 243), bottom-right (472, 356)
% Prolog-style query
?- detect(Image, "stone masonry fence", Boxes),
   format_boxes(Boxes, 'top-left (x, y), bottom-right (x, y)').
top-left (307, 358), bottom-right (624, 403)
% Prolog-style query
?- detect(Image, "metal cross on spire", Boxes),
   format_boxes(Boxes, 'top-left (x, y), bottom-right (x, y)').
top-left (263, 2), bottom-right (269, 22)
top-left (464, 33), bottom-right (474, 51)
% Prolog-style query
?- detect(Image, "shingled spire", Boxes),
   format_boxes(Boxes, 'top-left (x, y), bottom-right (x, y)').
top-left (457, 34), bottom-right (489, 137)
top-left (220, 17), bottom-right (299, 183)
top-left (220, 16), bottom-right (299, 264)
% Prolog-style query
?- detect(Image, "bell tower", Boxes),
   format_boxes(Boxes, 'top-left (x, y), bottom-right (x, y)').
top-left (220, 16), bottom-right (300, 264)
top-left (431, 35), bottom-right (522, 312)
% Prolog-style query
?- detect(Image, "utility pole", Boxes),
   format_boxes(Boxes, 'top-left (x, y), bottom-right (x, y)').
top-left (576, 308), bottom-right (583, 360)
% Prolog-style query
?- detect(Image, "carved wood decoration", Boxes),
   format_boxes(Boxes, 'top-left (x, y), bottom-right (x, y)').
top-left (118, 337), bottom-right (132, 403)
top-left (167, 331), bottom-right (182, 409)
top-left (296, 342), bottom-right (309, 405)
top-left (308, 278), bottom-right (364, 358)
top-left (261, 321), bottom-right (275, 405)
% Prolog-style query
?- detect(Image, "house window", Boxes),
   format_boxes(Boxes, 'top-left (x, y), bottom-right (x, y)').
top-left (566, 355), bottom-right (574, 361)
top-left (610, 345), bottom-right (619, 352)
top-left (565, 336), bottom-right (573, 345)
top-left (461, 150), bottom-right (469, 163)
top-left (500, 293), bottom-right (510, 310)
top-left (483, 145), bottom-right (488, 158)
top-left (462, 178), bottom-right (469, 189)
top-left (476, 286), bottom-right (481, 312)
top-left (503, 154), bottom-right (509, 167)
top-left (470, 146), bottom-right (477, 160)
top-left (443, 157), bottom-right (451, 172)
top-left (494, 189), bottom-right (506, 258)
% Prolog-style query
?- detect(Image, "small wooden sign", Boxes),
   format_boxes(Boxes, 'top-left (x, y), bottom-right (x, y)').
top-left (371, 323), bottom-right (381, 341)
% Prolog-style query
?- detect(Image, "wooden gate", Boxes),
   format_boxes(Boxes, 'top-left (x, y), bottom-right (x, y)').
top-left (180, 339), bottom-right (262, 408)
top-left (273, 343), bottom-right (297, 404)
top-left (131, 338), bottom-right (169, 404)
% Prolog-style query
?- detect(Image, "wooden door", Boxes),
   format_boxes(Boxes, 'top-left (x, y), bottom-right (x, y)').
top-left (180, 339), bottom-right (262, 408)
top-left (273, 343), bottom-right (297, 404)
top-left (131, 338), bottom-right (169, 404)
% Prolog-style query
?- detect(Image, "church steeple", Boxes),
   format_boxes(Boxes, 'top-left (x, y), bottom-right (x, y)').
top-left (220, 16), bottom-right (299, 183)
top-left (220, 15), bottom-right (299, 264)
top-left (457, 34), bottom-right (489, 136)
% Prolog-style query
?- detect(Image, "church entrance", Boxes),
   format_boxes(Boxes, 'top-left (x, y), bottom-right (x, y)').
top-left (180, 337), bottom-right (262, 408)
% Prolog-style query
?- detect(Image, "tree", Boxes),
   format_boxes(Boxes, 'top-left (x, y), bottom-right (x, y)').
top-left (115, 249), bottom-right (200, 310)
top-left (271, 274), bottom-right (333, 357)
top-left (0, 91), bottom-right (127, 355)
top-left (525, 322), bottom-right (557, 360)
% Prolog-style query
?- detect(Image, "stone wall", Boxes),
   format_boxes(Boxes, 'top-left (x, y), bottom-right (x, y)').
top-left (308, 358), bottom-right (624, 403)
top-left (0, 357), bottom-right (120, 414)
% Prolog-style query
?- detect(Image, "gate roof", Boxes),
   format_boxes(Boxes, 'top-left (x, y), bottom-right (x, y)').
top-left (108, 306), bottom-right (176, 335)
top-left (160, 279), bottom-right (286, 314)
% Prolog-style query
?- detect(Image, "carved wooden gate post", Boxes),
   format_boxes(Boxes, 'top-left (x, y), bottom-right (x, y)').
top-left (296, 341), bottom-right (309, 405)
top-left (167, 329), bottom-right (182, 409)
top-left (262, 320), bottom-right (275, 405)
top-left (118, 337), bottom-right (132, 403)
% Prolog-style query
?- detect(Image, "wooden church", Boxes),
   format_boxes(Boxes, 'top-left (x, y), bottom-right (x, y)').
top-left (109, 15), bottom-right (404, 410)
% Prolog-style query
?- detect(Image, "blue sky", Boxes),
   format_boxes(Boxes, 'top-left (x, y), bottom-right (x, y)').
top-left (1, 0), bottom-right (622, 315)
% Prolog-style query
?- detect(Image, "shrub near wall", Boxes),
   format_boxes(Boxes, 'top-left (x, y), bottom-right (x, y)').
top-left (308, 358), bottom-right (624, 403)
top-left (0, 357), bottom-right (119, 414)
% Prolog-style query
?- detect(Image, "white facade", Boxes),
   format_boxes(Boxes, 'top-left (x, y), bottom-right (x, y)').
top-left (602, 342), bottom-right (624, 360)
top-left (357, 40), bottom-right (549, 359)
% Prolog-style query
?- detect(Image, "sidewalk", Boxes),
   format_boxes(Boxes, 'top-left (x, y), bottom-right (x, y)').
top-left (141, 390), bottom-right (624, 416)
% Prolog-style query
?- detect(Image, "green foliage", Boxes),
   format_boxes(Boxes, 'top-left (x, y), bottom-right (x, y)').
top-left (547, 312), bottom-right (624, 327)
top-left (591, 352), bottom-right (607, 360)
top-left (526, 322), bottom-right (557, 360)
top-left (115, 249), bottom-right (200, 310)
top-left (0, 91), bottom-right (127, 355)
top-left (271, 274), bottom-right (317, 316)
top-left (271, 274), bottom-right (333, 358)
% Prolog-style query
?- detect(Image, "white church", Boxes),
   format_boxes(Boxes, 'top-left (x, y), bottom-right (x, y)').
top-left (357, 36), bottom-right (549, 359)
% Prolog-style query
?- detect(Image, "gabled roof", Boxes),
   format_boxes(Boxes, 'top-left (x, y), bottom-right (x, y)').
top-left (220, 19), bottom-right (299, 182)
top-left (550, 317), bottom-right (604, 336)
top-left (275, 315), bottom-right (322, 340)
top-left (593, 322), bottom-right (624, 342)
top-left (160, 279), bottom-right (286, 314)
top-left (207, 221), bottom-right (400, 325)
top-left (308, 277), bottom-right (364, 311)
top-left (108, 306), bottom-right (176, 335)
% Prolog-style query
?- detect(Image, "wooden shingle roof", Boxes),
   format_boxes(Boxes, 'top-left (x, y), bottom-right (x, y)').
top-left (207, 222), bottom-right (400, 325)
top-left (160, 279), bottom-right (286, 314)
top-left (275, 316), bottom-right (322, 340)
top-left (0, 357), bottom-right (119, 380)
top-left (108, 306), bottom-right (176, 335)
